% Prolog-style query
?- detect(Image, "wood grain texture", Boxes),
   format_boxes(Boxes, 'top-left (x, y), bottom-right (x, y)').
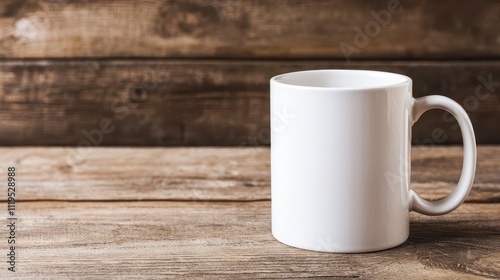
top-left (3, 146), bottom-right (499, 202)
top-left (1, 60), bottom-right (499, 146)
top-left (5, 201), bottom-right (499, 279)
top-left (0, 0), bottom-right (499, 59)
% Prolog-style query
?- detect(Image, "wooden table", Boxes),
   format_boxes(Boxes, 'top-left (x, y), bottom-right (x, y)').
top-left (2, 146), bottom-right (499, 279)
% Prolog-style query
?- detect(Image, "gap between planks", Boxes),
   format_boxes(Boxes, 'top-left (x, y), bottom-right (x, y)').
top-left (10, 199), bottom-right (499, 205)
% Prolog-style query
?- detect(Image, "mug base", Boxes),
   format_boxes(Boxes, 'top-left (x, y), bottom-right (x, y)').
top-left (272, 230), bottom-right (409, 253)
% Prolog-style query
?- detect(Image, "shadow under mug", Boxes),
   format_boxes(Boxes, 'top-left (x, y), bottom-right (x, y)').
top-left (270, 69), bottom-right (476, 253)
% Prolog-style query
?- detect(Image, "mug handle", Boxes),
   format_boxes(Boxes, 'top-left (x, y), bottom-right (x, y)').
top-left (410, 95), bottom-right (477, 215)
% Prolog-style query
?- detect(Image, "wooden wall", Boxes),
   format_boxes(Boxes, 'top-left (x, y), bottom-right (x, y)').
top-left (0, 0), bottom-right (499, 146)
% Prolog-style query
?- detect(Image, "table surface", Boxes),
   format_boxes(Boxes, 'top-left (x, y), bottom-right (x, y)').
top-left (2, 146), bottom-right (499, 279)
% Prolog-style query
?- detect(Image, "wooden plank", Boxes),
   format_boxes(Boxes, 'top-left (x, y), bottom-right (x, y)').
top-left (0, 0), bottom-right (499, 59)
top-left (10, 201), bottom-right (500, 279)
top-left (3, 146), bottom-right (499, 202)
top-left (0, 60), bottom-right (499, 146)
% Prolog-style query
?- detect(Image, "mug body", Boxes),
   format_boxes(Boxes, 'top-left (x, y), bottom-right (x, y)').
top-left (271, 70), bottom-right (413, 252)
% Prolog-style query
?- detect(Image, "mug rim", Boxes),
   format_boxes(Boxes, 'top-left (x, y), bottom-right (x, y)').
top-left (271, 69), bottom-right (411, 91)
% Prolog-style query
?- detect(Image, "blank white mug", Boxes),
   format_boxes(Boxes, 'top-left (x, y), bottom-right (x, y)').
top-left (270, 70), bottom-right (476, 253)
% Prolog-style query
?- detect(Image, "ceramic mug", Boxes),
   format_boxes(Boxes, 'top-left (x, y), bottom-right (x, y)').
top-left (270, 70), bottom-right (476, 253)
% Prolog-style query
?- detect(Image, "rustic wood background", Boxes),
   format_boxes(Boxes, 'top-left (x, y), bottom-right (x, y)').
top-left (0, 0), bottom-right (499, 146)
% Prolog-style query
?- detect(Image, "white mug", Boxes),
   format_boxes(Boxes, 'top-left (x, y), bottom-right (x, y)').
top-left (270, 70), bottom-right (476, 253)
